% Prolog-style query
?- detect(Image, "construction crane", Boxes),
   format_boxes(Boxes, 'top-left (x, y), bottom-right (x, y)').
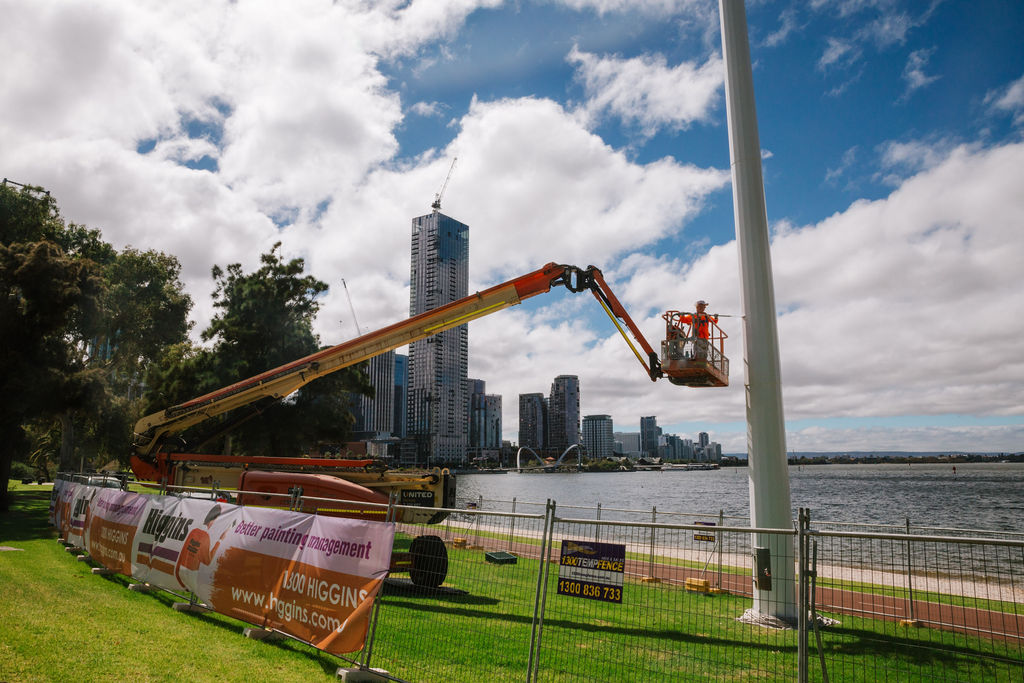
top-left (431, 157), bottom-right (457, 212)
top-left (340, 277), bottom-right (362, 336)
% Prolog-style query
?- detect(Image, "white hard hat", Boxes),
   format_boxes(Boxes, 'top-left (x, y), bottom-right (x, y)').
top-left (696, 300), bottom-right (708, 306)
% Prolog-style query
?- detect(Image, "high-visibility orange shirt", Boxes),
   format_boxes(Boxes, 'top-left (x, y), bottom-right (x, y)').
top-left (680, 312), bottom-right (717, 339)
top-left (175, 527), bottom-right (219, 586)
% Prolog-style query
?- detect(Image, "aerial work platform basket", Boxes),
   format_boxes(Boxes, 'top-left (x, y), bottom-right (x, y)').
top-left (661, 310), bottom-right (729, 387)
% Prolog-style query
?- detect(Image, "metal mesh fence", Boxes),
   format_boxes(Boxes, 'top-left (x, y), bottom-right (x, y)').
top-left (805, 522), bottom-right (1024, 682)
top-left (362, 503), bottom-right (1024, 682)
top-left (534, 514), bottom-right (798, 682)
top-left (365, 505), bottom-right (550, 682)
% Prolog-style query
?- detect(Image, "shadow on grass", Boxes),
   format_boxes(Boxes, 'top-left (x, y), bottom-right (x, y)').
top-left (382, 578), bottom-right (499, 605)
top-left (0, 488), bottom-right (56, 542)
top-left (817, 623), bottom-right (1024, 671)
top-left (377, 598), bottom-right (798, 654)
top-left (95, 571), bottom-right (348, 677)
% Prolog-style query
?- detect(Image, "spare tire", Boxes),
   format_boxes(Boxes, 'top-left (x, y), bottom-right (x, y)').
top-left (408, 535), bottom-right (449, 588)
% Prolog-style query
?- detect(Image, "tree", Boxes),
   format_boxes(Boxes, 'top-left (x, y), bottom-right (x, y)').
top-left (63, 248), bottom-right (194, 468)
top-left (0, 181), bottom-right (103, 510)
top-left (96, 247), bottom-right (193, 393)
top-left (1, 181), bottom-right (193, 508)
top-left (143, 243), bottom-right (370, 459)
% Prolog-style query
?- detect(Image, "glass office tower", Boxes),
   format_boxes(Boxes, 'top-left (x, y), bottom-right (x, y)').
top-left (407, 211), bottom-right (469, 465)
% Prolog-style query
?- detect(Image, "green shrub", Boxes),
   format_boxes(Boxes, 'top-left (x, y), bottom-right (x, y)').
top-left (10, 461), bottom-right (34, 482)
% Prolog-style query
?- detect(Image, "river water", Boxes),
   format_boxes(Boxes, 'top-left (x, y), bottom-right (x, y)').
top-left (456, 462), bottom-right (1024, 532)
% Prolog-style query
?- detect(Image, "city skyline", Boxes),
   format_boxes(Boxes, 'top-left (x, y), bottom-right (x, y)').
top-left (513, 376), bottom-right (722, 460)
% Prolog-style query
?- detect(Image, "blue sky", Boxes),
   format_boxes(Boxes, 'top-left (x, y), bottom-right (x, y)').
top-left (2, 0), bottom-right (1023, 453)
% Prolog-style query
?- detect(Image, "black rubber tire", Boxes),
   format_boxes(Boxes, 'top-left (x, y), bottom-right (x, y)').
top-left (408, 535), bottom-right (449, 588)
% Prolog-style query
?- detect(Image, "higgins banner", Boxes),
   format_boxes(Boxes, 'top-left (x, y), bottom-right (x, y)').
top-left (84, 489), bottom-right (150, 576)
top-left (63, 482), bottom-right (95, 549)
top-left (201, 506), bottom-right (394, 654)
top-left (51, 482), bottom-right (395, 655)
top-left (50, 479), bottom-right (75, 538)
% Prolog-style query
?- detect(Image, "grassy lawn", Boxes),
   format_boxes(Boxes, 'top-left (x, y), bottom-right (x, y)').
top-left (3, 481), bottom-right (1021, 682)
top-left (0, 484), bottom-right (344, 682)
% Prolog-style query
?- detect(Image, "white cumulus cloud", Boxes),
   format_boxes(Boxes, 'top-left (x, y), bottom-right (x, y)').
top-left (568, 46), bottom-right (723, 137)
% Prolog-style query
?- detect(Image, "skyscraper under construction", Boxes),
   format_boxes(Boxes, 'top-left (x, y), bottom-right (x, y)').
top-left (407, 210), bottom-right (469, 465)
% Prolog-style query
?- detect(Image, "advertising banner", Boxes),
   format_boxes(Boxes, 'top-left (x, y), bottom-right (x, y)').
top-left (130, 494), bottom-right (223, 591)
top-left (200, 505), bottom-right (395, 654)
top-left (52, 480), bottom-right (80, 541)
top-left (85, 489), bottom-right (151, 575)
top-left (557, 540), bottom-right (625, 604)
top-left (50, 479), bottom-right (69, 530)
top-left (64, 483), bottom-right (94, 549)
top-left (49, 479), bottom-right (63, 526)
top-left (54, 485), bottom-right (395, 655)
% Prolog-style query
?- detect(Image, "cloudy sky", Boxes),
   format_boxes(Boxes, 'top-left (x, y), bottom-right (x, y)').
top-left (3, 0), bottom-right (1022, 454)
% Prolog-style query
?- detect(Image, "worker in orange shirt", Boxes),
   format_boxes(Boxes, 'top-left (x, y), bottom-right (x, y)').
top-left (680, 300), bottom-right (718, 358)
top-left (175, 504), bottom-right (224, 592)
top-left (680, 300), bottom-right (717, 338)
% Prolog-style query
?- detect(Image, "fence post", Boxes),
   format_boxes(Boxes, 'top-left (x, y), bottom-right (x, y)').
top-left (646, 506), bottom-right (658, 581)
top-left (904, 517), bottom-right (918, 625)
top-left (595, 502), bottom-right (602, 542)
top-left (528, 500), bottom-right (557, 682)
top-left (471, 495), bottom-right (483, 547)
top-left (717, 509), bottom-right (724, 591)
top-left (798, 508), bottom-right (808, 683)
top-left (287, 486), bottom-right (303, 512)
top-left (360, 492), bottom-right (398, 672)
top-left (508, 497), bottom-right (517, 551)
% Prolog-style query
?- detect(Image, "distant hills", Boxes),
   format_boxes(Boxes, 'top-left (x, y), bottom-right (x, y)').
top-left (724, 451), bottom-right (1023, 463)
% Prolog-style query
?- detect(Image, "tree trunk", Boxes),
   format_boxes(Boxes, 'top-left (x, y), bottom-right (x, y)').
top-left (0, 424), bottom-right (26, 513)
top-left (59, 412), bottom-right (76, 472)
top-left (0, 450), bottom-right (11, 513)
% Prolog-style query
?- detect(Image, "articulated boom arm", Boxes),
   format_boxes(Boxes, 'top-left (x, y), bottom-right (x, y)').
top-left (566, 267), bottom-right (663, 381)
top-left (133, 262), bottom-right (664, 460)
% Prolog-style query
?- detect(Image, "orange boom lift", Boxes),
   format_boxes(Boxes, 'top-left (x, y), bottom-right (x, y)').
top-left (130, 262), bottom-right (728, 523)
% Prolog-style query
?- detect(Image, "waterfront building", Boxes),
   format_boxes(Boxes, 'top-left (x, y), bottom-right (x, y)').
top-left (663, 434), bottom-right (683, 461)
top-left (641, 416), bottom-right (661, 458)
top-left (582, 414), bottom-right (614, 460)
top-left (469, 379), bottom-right (502, 460)
top-left (518, 393), bottom-right (547, 451)
top-left (483, 396), bottom-right (502, 448)
top-left (613, 431), bottom-right (642, 459)
top-left (393, 353), bottom-right (407, 438)
top-left (468, 377), bottom-right (486, 436)
top-left (354, 350), bottom-right (394, 437)
top-left (548, 375), bottom-right (580, 453)
top-left (407, 211), bottom-right (469, 465)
